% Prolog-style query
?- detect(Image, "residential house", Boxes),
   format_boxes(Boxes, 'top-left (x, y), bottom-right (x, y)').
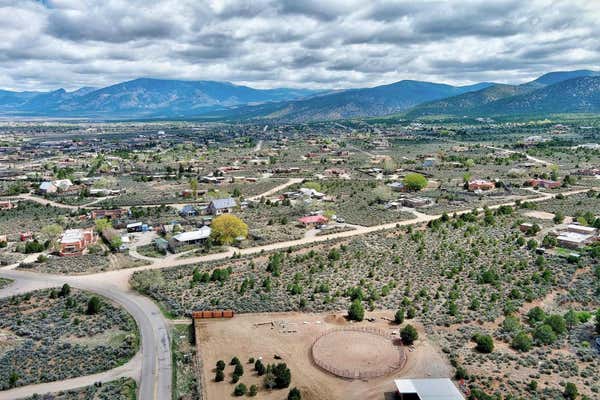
top-left (126, 222), bottom-right (143, 232)
top-left (59, 228), bottom-right (96, 256)
top-left (519, 223), bottom-right (534, 233)
top-left (388, 182), bottom-right (406, 192)
top-left (20, 232), bottom-right (33, 241)
top-left (528, 179), bottom-right (561, 189)
top-left (401, 196), bottom-right (432, 208)
top-left (297, 215), bottom-right (328, 227)
top-left (90, 209), bottom-right (127, 220)
top-left (422, 157), bottom-right (436, 168)
top-left (179, 205), bottom-right (199, 217)
top-left (0, 200), bottom-right (15, 210)
top-left (468, 179), bottom-right (495, 191)
top-left (299, 188), bottom-right (325, 199)
top-left (168, 227), bottom-right (212, 252)
top-left (53, 179), bottom-right (73, 192)
top-left (154, 237), bottom-right (169, 253)
top-left (38, 181), bottom-right (57, 194)
top-left (555, 224), bottom-right (598, 249)
top-left (206, 198), bottom-right (237, 215)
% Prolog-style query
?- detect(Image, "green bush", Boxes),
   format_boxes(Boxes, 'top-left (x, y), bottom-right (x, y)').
top-left (348, 299), bottom-right (364, 321)
top-left (400, 324), bottom-right (418, 345)
top-left (511, 332), bottom-right (533, 352)
top-left (234, 383), bottom-right (247, 396)
top-left (394, 308), bottom-right (405, 324)
top-left (473, 333), bottom-right (494, 353)
top-left (86, 296), bottom-right (101, 315)
top-left (288, 387), bottom-right (301, 400)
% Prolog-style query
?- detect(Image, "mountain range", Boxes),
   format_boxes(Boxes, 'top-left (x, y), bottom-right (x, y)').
top-left (0, 70), bottom-right (599, 121)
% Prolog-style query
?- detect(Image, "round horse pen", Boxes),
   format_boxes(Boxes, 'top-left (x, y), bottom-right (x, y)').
top-left (311, 327), bottom-right (406, 380)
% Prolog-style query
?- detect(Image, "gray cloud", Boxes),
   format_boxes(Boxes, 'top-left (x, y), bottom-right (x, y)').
top-left (0, 0), bottom-right (598, 91)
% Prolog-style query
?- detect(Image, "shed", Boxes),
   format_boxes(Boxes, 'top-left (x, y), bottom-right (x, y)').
top-left (127, 222), bottom-right (143, 232)
top-left (179, 204), bottom-right (198, 217)
top-left (154, 237), bottom-right (169, 252)
top-left (394, 378), bottom-right (465, 400)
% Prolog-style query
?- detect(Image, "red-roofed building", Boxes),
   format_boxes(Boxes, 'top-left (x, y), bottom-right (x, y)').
top-left (468, 179), bottom-right (495, 191)
top-left (528, 179), bottom-right (561, 189)
top-left (297, 215), bottom-right (328, 227)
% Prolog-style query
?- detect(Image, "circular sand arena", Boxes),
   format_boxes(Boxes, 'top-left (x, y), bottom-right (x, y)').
top-left (311, 327), bottom-right (406, 379)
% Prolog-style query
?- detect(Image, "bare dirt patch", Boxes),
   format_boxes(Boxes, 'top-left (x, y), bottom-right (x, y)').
top-left (195, 311), bottom-right (452, 400)
top-left (522, 210), bottom-right (556, 220)
top-left (312, 328), bottom-right (404, 379)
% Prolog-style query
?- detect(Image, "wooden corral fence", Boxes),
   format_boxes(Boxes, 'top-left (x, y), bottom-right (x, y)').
top-left (192, 310), bottom-right (234, 319)
top-left (311, 326), bottom-right (406, 380)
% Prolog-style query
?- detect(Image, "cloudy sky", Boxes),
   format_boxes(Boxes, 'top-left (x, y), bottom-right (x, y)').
top-left (1, 0), bottom-right (599, 91)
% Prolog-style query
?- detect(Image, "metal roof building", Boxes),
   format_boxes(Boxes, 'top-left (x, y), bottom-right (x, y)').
top-left (394, 378), bottom-right (465, 400)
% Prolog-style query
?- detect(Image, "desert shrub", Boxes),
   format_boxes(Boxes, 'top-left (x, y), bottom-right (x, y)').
top-left (347, 299), bottom-right (364, 321)
top-left (511, 332), bottom-right (533, 352)
top-left (401, 324), bottom-right (418, 345)
top-left (472, 333), bottom-right (494, 353)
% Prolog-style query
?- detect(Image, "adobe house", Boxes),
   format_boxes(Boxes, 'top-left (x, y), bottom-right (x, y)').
top-left (59, 228), bottom-right (96, 256)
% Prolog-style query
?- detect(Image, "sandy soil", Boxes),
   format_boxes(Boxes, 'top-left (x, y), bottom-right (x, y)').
top-left (522, 210), bottom-right (556, 220)
top-left (195, 311), bottom-right (453, 400)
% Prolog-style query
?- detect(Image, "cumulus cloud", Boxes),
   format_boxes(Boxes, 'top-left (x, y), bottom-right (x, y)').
top-left (0, 0), bottom-right (598, 91)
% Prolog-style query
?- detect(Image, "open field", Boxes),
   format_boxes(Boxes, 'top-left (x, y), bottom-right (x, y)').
top-left (0, 288), bottom-right (138, 390)
top-left (195, 311), bottom-right (451, 400)
top-left (17, 253), bottom-right (150, 275)
top-left (17, 378), bottom-right (137, 400)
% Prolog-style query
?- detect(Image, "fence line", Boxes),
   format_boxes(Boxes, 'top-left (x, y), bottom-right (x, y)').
top-left (311, 327), bottom-right (406, 380)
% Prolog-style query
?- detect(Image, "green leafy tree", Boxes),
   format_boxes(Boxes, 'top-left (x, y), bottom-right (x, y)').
top-left (272, 363), bottom-right (291, 388)
top-left (249, 384), bottom-right (258, 396)
top-left (533, 324), bottom-right (557, 345)
top-left (511, 331), bottom-right (533, 352)
top-left (527, 306), bottom-right (546, 325)
top-left (545, 314), bottom-right (567, 335)
top-left (288, 387), bottom-right (302, 400)
top-left (394, 308), bottom-right (405, 324)
top-left (473, 333), bottom-right (494, 353)
top-left (234, 363), bottom-right (244, 377)
top-left (403, 173), bottom-right (428, 191)
top-left (348, 299), bottom-right (364, 321)
top-left (563, 382), bottom-right (578, 400)
top-left (210, 214), bottom-right (248, 245)
top-left (86, 296), bottom-right (101, 315)
top-left (234, 383), bottom-right (247, 396)
top-left (215, 369), bottom-right (224, 382)
top-left (400, 324), bottom-right (418, 345)
top-left (59, 283), bottom-right (71, 297)
top-left (254, 359), bottom-right (266, 376)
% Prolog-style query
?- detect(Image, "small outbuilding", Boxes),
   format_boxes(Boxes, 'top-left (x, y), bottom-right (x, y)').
top-left (394, 378), bottom-right (465, 400)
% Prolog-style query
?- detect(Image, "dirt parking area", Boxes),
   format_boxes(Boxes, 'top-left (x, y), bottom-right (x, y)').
top-left (195, 311), bottom-right (453, 400)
